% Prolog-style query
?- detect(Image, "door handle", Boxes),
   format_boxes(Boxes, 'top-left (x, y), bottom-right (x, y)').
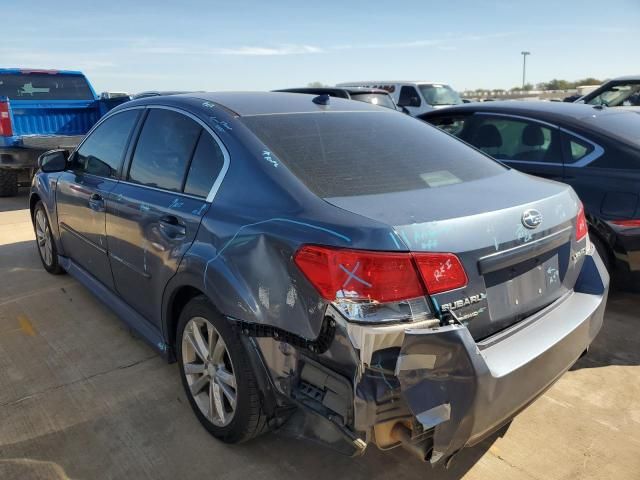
top-left (88, 193), bottom-right (105, 212)
top-left (159, 215), bottom-right (186, 239)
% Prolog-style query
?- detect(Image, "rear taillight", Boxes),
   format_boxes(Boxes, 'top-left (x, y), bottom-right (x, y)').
top-left (293, 245), bottom-right (424, 303)
top-left (413, 252), bottom-right (468, 295)
top-left (611, 219), bottom-right (640, 228)
top-left (576, 203), bottom-right (588, 242)
top-left (294, 245), bottom-right (467, 323)
top-left (0, 101), bottom-right (13, 137)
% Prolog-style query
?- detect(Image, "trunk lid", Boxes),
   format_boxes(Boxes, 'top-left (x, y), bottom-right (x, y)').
top-left (325, 170), bottom-right (585, 340)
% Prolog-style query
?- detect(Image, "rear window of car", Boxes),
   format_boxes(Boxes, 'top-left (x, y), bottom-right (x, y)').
top-left (0, 73), bottom-right (94, 100)
top-left (586, 111), bottom-right (640, 145)
top-left (242, 111), bottom-right (506, 197)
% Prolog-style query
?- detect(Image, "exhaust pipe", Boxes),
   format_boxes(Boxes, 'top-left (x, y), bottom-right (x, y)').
top-left (390, 423), bottom-right (433, 462)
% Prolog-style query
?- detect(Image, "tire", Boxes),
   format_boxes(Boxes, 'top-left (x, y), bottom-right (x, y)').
top-left (177, 295), bottom-right (268, 443)
top-left (0, 169), bottom-right (18, 197)
top-left (33, 201), bottom-right (64, 274)
top-left (590, 234), bottom-right (610, 272)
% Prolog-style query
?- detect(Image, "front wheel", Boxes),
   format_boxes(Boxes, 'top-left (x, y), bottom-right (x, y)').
top-left (33, 201), bottom-right (64, 274)
top-left (177, 296), bottom-right (268, 443)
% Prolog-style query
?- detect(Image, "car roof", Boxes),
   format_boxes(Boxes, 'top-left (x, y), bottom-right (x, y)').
top-left (419, 100), bottom-right (638, 125)
top-left (0, 68), bottom-right (85, 76)
top-left (338, 81), bottom-right (449, 85)
top-left (126, 91), bottom-right (386, 116)
top-left (606, 75), bottom-right (640, 82)
top-left (274, 87), bottom-right (390, 95)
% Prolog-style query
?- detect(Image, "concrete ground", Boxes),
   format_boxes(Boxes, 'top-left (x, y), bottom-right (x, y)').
top-left (0, 190), bottom-right (639, 480)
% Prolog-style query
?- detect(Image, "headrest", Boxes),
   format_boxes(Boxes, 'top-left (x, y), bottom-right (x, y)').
top-left (473, 124), bottom-right (502, 148)
top-left (522, 125), bottom-right (545, 146)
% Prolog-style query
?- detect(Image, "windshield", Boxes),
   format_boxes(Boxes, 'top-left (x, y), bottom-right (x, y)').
top-left (587, 82), bottom-right (640, 107)
top-left (349, 92), bottom-right (397, 110)
top-left (0, 73), bottom-right (94, 100)
top-left (242, 111), bottom-right (506, 198)
top-left (418, 84), bottom-right (462, 106)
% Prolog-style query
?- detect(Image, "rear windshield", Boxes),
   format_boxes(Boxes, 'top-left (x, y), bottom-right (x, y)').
top-left (349, 93), bottom-right (397, 110)
top-left (0, 73), bottom-right (94, 100)
top-left (242, 111), bottom-right (506, 197)
top-left (587, 111), bottom-right (640, 144)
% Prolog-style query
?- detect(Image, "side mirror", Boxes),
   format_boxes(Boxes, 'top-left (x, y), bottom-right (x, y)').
top-left (38, 149), bottom-right (69, 173)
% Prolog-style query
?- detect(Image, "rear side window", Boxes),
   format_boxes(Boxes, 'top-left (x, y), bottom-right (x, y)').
top-left (460, 116), bottom-right (561, 164)
top-left (242, 111), bottom-right (506, 197)
top-left (0, 73), bottom-right (94, 100)
top-left (129, 109), bottom-right (201, 192)
top-left (184, 133), bottom-right (225, 198)
top-left (73, 110), bottom-right (139, 178)
top-left (567, 138), bottom-right (593, 163)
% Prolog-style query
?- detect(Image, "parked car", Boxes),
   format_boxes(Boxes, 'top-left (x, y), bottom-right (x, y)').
top-left (0, 68), bottom-right (128, 196)
top-left (273, 87), bottom-right (403, 111)
top-left (576, 75), bottom-right (640, 107)
top-left (31, 92), bottom-right (608, 466)
top-left (336, 81), bottom-right (463, 116)
top-left (420, 101), bottom-right (640, 287)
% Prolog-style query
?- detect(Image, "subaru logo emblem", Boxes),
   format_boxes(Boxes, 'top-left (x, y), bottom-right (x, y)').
top-left (522, 209), bottom-right (543, 229)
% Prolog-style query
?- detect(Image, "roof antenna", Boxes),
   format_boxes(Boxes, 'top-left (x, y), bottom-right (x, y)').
top-left (313, 93), bottom-right (331, 105)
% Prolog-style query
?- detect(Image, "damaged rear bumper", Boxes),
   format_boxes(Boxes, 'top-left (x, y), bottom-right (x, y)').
top-left (394, 251), bottom-right (608, 464)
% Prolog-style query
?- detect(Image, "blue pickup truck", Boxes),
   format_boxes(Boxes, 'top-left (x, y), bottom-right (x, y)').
top-left (0, 69), bottom-right (126, 196)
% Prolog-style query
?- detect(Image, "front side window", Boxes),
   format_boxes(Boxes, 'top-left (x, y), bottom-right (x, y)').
top-left (587, 82), bottom-right (640, 107)
top-left (461, 116), bottom-right (561, 163)
top-left (398, 86), bottom-right (421, 107)
top-left (72, 110), bottom-right (140, 178)
top-left (128, 109), bottom-right (202, 191)
top-left (418, 84), bottom-right (462, 106)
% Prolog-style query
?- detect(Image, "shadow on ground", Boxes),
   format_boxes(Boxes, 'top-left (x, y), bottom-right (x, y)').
top-left (572, 289), bottom-right (640, 370)
top-left (0, 189), bottom-right (29, 213)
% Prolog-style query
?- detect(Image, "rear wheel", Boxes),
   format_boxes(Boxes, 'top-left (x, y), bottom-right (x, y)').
top-left (0, 170), bottom-right (18, 197)
top-left (590, 234), bottom-right (610, 272)
top-left (33, 201), bottom-right (63, 274)
top-left (177, 296), bottom-right (268, 443)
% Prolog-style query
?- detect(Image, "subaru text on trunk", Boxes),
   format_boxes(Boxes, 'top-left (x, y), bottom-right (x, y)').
top-left (30, 92), bottom-right (609, 466)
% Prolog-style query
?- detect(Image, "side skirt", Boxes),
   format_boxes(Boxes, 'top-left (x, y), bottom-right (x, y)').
top-left (58, 255), bottom-right (170, 360)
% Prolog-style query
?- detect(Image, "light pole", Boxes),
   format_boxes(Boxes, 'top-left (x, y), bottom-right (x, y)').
top-left (521, 51), bottom-right (530, 89)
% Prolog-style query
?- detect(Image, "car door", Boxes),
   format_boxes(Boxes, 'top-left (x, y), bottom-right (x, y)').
top-left (56, 109), bottom-right (141, 290)
top-left (106, 106), bottom-right (227, 326)
top-left (459, 113), bottom-right (565, 182)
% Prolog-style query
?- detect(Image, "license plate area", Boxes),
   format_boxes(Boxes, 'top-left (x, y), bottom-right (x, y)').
top-left (484, 246), bottom-right (565, 325)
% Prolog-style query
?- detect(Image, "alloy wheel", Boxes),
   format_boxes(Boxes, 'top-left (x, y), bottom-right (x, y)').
top-left (35, 209), bottom-right (53, 267)
top-left (181, 316), bottom-right (238, 427)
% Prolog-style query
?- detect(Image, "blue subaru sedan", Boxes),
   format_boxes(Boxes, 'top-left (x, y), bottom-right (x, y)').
top-left (30, 92), bottom-right (608, 465)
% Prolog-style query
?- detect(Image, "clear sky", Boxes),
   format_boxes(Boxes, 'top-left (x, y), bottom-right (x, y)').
top-left (3, 0), bottom-right (639, 94)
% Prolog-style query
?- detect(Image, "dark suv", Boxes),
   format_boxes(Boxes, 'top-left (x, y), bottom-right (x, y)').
top-left (31, 92), bottom-right (608, 466)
